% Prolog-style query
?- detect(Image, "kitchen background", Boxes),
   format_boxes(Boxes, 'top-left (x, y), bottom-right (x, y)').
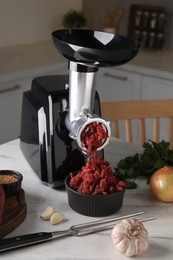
top-left (0, 0), bottom-right (172, 49)
top-left (0, 0), bottom-right (173, 144)
top-left (83, 0), bottom-right (173, 49)
top-left (0, 0), bottom-right (82, 47)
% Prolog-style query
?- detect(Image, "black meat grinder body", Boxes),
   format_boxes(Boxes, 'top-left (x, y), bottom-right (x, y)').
top-left (20, 74), bottom-right (102, 187)
top-left (20, 29), bottom-right (141, 188)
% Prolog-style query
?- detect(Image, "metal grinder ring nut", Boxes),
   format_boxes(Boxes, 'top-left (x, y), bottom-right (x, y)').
top-left (75, 117), bottom-right (111, 152)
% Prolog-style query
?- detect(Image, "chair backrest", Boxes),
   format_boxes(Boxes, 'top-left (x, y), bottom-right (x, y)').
top-left (101, 100), bottom-right (173, 147)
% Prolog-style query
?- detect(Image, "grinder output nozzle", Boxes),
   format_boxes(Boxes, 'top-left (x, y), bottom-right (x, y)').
top-left (69, 113), bottom-right (111, 153)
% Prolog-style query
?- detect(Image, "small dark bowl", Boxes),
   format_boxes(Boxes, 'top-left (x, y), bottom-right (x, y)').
top-left (0, 170), bottom-right (23, 197)
top-left (65, 173), bottom-right (126, 217)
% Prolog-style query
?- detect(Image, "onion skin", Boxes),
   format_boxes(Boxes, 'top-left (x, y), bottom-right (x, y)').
top-left (149, 166), bottom-right (173, 202)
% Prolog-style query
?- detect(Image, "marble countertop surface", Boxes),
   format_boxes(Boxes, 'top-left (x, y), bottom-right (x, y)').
top-left (1, 40), bottom-right (173, 83)
top-left (0, 138), bottom-right (173, 259)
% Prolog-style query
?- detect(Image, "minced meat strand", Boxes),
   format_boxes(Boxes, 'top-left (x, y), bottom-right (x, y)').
top-left (70, 122), bottom-right (126, 195)
top-left (81, 122), bottom-right (108, 153)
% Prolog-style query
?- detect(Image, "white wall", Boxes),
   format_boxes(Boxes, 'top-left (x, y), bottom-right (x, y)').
top-left (0, 0), bottom-right (82, 47)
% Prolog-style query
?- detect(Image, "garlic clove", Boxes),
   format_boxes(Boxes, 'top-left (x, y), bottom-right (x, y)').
top-left (40, 206), bottom-right (55, 220)
top-left (50, 212), bottom-right (64, 225)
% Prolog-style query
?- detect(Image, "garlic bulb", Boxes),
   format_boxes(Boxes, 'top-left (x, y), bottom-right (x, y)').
top-left (111, 218), bottom-right (149, 257)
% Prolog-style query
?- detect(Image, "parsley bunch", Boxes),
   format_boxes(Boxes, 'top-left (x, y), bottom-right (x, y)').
top-left (115, 140), bottom-right (173, 188)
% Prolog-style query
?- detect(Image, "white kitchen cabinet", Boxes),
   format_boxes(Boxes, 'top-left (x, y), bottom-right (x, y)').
top-left (97, 68), bottom-right (173, 143)
top-left (0, 64), bottom-right (68, 144)
top-left (1, 61), bottom-right (173, 145)
top-left (141, 75), bottom-right (173, 141)
top-left (96, 68), bottom-right (142, 142)
top-left (142, 75), bottom-right (173, 99)
top-left (0, 77), bottom-right (31, 144)
top-left (97, 67), bottom-right (173, 102)
top-left (96, 68), bottom-right (142, 102)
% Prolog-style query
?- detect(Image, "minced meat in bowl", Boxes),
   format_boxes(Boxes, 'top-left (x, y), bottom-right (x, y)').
top-left (65, 122), bottom-right (126, 217)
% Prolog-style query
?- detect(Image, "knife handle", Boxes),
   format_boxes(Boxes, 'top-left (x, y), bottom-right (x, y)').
top-left (0, 232), bottom-right (52, 253)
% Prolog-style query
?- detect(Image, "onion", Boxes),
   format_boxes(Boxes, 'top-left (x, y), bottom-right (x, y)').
top-left (149, 166), bottom-right (173, 202)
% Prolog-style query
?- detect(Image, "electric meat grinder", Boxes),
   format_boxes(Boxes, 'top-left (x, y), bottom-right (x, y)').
top-left (20, 29), bottom-right (141, 187)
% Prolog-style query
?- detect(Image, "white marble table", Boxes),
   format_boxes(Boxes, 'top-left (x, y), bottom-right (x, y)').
top-left (0, 138), bottom-right (173, 259)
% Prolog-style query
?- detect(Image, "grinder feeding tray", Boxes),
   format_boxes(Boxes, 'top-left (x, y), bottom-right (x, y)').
top-left (52, 29), bottom-right (141, 67)
top-left (20, 29), bottom-right (141, 188)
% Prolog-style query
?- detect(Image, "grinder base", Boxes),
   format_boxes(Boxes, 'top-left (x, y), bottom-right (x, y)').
top-left (20, 75), bottom-right (103, 188)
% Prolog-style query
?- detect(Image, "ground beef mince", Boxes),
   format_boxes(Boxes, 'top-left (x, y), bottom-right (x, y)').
top-left (70, 157), bottom-right (126, 195)
top-left (81, 122), bottom-right (108, 153)
top-left (69, 121), bottom-right (126, 195)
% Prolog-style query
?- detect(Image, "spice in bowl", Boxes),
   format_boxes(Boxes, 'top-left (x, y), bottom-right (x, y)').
top-left (0, 170), bottom-right (23, 197)
top-left (0, 174), bottom-right (18, 184)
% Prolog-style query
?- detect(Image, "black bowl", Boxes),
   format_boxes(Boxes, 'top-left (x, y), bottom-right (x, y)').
top-left (65, 173), bottom-right (126, 217)
top-left (0, 170), bottom-right (23, 197)
top-left (52, 29), bottom-right (142, 67)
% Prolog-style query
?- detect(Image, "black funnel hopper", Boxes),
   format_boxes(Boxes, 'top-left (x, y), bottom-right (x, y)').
top-left (52, 29), bottom-right (142, 67)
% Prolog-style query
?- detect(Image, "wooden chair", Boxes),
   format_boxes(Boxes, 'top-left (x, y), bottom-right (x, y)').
top-left (101, 100), bottom-right (173, 148)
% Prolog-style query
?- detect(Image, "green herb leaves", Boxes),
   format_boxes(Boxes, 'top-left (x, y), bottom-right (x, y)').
top-left (116, 140), bottom-right (173, 188)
